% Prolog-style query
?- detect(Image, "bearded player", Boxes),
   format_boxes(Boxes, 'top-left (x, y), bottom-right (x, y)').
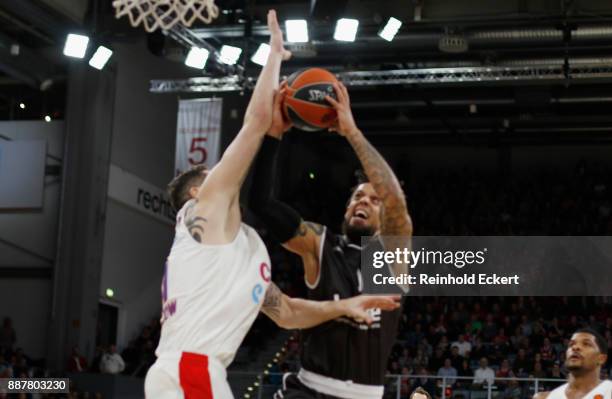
top-left (534, 328), bottom-right (610, 399)
top-left (250, 81), bottom-right (412, 399)
top-left (144, 11), bottom-right (400, 399)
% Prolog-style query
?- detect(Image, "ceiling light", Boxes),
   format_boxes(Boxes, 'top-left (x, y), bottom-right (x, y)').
top-left (219, 45), bottom-right (242, 65)
top-left (378, 17), bottom-right (402, 42)
top-left (184, 47), bottom-right (210, 69)
top-left (285, 20), bottom-right (309, 43)
top-left (251, 43), bottom-right (270, 66)
top-left (63, 33), bottom-right (90, 58)
top-left (334, 18), bottom-right (359, 42)
top-left (88, 46), bottom-right (113, 70)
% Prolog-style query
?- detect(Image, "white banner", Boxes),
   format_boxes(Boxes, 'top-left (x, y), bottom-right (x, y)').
top-left (107, 164), bottom-right (175, 225)
top-left (175, 98), bottom-right (223, 176)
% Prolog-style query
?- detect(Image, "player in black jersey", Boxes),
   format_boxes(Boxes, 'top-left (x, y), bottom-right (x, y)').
top-left (250, 81), bottom-right (413, 399)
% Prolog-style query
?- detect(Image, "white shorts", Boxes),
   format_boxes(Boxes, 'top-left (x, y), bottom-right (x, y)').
top-left (145, 352), bottom-right (233, 399)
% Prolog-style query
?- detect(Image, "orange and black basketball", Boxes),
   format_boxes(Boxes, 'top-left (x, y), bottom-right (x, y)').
top-left (283, 68), bottom-right (339, 131)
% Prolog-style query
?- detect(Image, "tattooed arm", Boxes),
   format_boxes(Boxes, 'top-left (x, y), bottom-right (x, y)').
top-left (260, 283), bottom-right (401, 329)
top-left (325, 82), bottom-right (413, 289)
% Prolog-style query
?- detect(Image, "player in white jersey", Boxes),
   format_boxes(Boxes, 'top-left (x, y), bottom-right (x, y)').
top-left (144, 10), bottom-right (401, 399)
top-left (534, 328), bottom-right (610, 399)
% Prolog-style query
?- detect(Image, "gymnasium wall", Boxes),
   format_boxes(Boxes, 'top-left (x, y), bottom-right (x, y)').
top-left (0, 120), bottom-right (64, 359)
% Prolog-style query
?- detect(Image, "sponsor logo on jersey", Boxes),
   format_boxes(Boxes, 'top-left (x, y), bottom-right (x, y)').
top-left (252, 262), bottom-right (271, 304)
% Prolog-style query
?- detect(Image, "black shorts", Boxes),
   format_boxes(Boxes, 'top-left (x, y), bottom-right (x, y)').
top-left (274, 373), bottom-right (344, 399)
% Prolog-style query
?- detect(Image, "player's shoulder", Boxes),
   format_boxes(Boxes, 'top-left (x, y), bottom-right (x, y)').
top-left (533, 391), bottom-right (551, 399)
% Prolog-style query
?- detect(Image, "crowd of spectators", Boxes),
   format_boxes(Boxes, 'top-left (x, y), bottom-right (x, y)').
top-left (386, 296), bottom-right (612, 398)
top-left (405, 161), bottom-right (612, 236)
top-left (282, 160), bottom-right (612, 237)
top-left (4, 160), bottom-right (612, 399)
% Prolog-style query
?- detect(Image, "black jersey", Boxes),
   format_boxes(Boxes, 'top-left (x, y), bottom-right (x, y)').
top-left (299, 228), bottom-right (403, 386)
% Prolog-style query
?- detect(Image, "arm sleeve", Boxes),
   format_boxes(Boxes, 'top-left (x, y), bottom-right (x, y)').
top-left (249, 135), bottom-right (302, 243)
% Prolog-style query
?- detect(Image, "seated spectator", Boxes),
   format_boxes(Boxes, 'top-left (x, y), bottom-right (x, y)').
top-left (406, 324), bottom-right (425, 348)
top-left (415, 367), bottom-right (437, 398)
top-left (519, 315), bottom-right (533, 337)
top-left (411, 349), bottom-right (426, 369)
top-left (418, 337), bottom-right (433, 358)
top-left (100, 344), bottom-right (125, 374)
top-left (428, 347), bottom-right (446, 372)
top-left (400, 366), bottom-right (413, 397)
top-left (437, 358), bottom-right (457, 386)
top-left (496, 359), bottom-right (513, 389)
top-left (494, 328), bottom-right (509, 344)
top-left (513, 348), bottom-right (532, 376)
top-left (472, 357), bottom-right (495, 388)
top-left (490, 334), bottom-right (511, 364)
top-left (500, 376), bottom-right (521, 399)
top-left (434, 316), bottom-right (447, 336)
top-left (457, 359), bottom-right (473, 388)
top-left (482, 314), bottom-right (498, 342)
top-left (531, 361), bottom-right (547, 379)
top-left (546, 361), bottom-right (566, 388)
top-left (389, 360), bottom-right (401, 375)
top-left (449, 345), bottom-right (463, 370)
top-left (67, 346), bottom-right (87, 373)
top-left (539, 337), bottom-right (555, 367)
top-left (469, 314), bottom-right (483, 334)
top-left (470, 338), bottom-right (488, 361)
top-left (451, 334), bottom-right (471, 357)
top-left (437, 335), bottom-right (450, 352)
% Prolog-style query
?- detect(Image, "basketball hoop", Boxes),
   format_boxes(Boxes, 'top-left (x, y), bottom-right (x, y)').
top-left (113, 0), bottom-right (220, 32)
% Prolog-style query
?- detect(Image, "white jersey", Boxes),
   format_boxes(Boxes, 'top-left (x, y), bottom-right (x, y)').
top-left (155, 199), bottom-right (271, 368)
top-left (548, 380), bottom-right (612, 399)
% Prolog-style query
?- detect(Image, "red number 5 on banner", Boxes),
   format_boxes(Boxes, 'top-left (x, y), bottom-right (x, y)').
top-left (188, 137), bottom-right (208, 165)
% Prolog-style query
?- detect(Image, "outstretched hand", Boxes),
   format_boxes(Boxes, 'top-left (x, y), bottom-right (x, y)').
top-left (342, 295), bottom-right (401, 324)
top-left (267, 10), bottom-right (291, 61)
top-left (325, 81), bottom-right (359, 137)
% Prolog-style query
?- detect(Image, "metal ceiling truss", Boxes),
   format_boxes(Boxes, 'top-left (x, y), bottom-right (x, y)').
top-left (150, 62), bottom-right (612, 93)
top-left (149, 9), bottom-right (242, 76)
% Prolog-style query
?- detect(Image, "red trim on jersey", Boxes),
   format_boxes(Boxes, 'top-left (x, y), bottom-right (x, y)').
top-left (179, 352), bottom-right (213, 398)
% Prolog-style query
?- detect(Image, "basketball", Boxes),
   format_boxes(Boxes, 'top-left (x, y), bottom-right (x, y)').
top-left (283, 68), bottom-right (339, 131)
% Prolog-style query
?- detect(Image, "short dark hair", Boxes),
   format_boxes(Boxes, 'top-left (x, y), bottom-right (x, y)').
top-left (167, 165), bottom-right (208, 211)
top-left (573, 327), bottom-right (608, 354)
top-left (410, 387), bottom-right (432, 399)
top-left (347, 170), bottom-right (370, 204)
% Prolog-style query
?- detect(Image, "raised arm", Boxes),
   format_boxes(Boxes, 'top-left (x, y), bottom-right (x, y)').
top-left (326, 82), bottom-right (412, 288)
top-left (182, 10), bottom-right (290, 245)
top-left (249, 90), bottom-right (323, 286)
top-left (196, 10), bottom-right (290, 204)
top-left (325, 82), bottom-right (412, 238)
top-left (260, 283), bottom-right (400, 329)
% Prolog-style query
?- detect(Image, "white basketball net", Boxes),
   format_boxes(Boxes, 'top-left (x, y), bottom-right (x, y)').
top-left (113, 0), bottom-right (220, 32)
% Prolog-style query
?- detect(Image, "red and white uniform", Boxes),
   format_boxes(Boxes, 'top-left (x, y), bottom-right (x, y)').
top-left (145, 199), bottom-right (271, 399)
top-left (547, 380), bottom-right (612, 399)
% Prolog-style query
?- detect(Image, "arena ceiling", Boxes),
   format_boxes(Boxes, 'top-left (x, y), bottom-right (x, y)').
top-left (2, 0), bottom-right (612, 142)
